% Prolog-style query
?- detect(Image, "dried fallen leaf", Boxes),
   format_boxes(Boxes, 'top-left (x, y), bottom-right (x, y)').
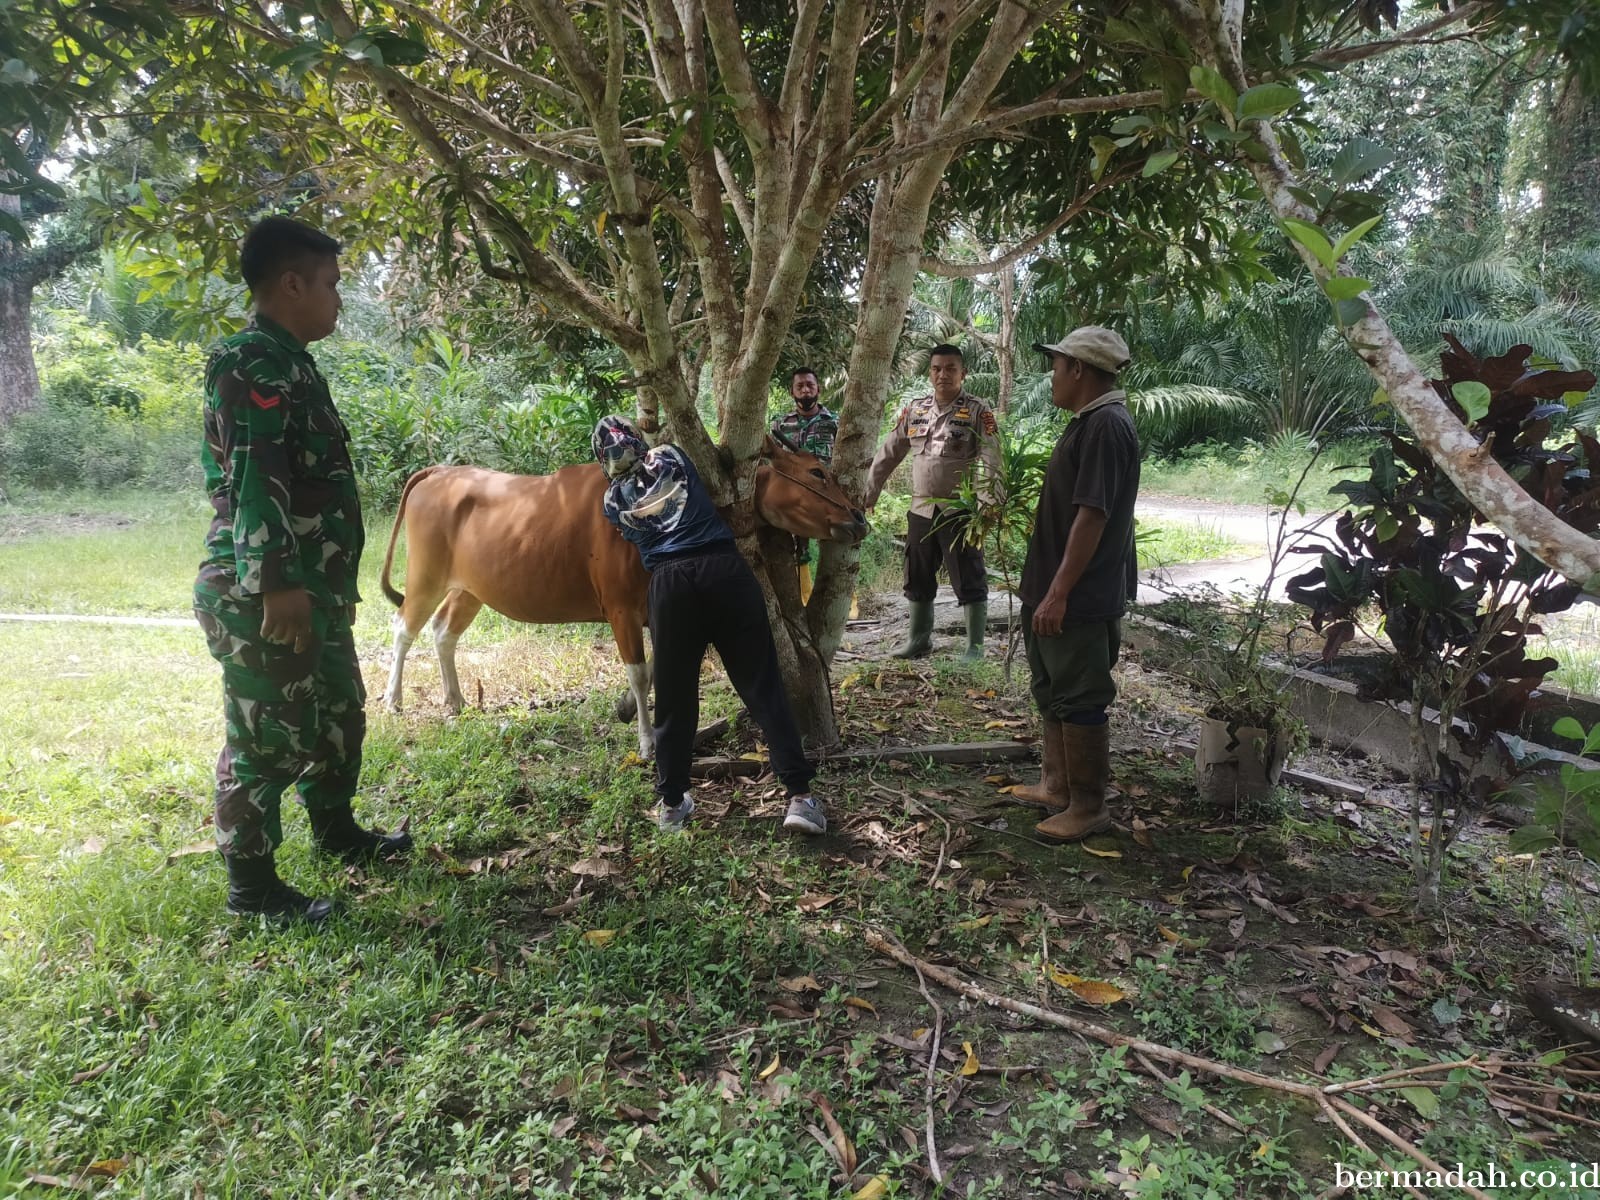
top-left (164, 840), bottom-right (214, 867)
top-left (796, 893), bottom-right (838, 913)
top-left (811, 1093), bottom-right (858, 1175)
top-left (1049, 970), bottom-right (1129, 1006)
top-left (1368, 1004), bottom-right (1415, 1042)
top-left (852, 1175), bottom-right (890, 1200)
top-left (1313, 1043), bottom-right (1343, 1074)
top-left (1158, 925), bottom-right (1205, 950)
top-left (1248, 893), bottom-right (1300, 924)
top-left (953, 916), bottom-right (991, 931)
top-left (568, 856), bottom-right (620, 879)
top-left (581, 929), bottom-right (616, 948)
top-left (959, 1042), bottom-right (980, 1076)
top-left (70, 1062), bottom-right (113, 1086)
top-left (780, 974), bottom-right (824, 994)
top-left (1082, 844), bottom-right (1122, 859)
top-left (85, 1159), bottom-right (126, 1179)
top-left (843, 996), bottom-right (878, 1016)
top-left (758, 1054), bottom-right (782, 1080)
top-left (550, 1115), bottom-right (578, 1139)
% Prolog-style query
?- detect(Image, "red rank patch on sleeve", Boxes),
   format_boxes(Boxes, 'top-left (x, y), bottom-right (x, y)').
top-left (981, 410), bottom-right (997, 435)
top-left (250, 388), bottom-right (282, 410)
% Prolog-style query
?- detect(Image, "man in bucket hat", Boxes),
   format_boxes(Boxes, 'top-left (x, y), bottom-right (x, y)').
top-left (1014, 326), bottom-right (1138, 842)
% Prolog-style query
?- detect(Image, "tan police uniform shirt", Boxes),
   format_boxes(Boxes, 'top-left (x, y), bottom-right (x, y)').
top-left (863, 390), bottom-right (1003, 517)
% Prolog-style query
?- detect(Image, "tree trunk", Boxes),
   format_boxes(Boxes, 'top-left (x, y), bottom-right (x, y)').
top-left (1540, 76), bottom-right (1600, 257)
top-left (0, 193), bottom-right (40, 425)
top-left (997, 263), bottom-right (1016, 415)
top-left (0, 276), bottom-right (39, 425)
top-left (754, 524), bottom-right (838, 752)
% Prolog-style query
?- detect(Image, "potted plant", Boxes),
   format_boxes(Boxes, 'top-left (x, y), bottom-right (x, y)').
top-left (1141, 578), bottom-right (1310, 809)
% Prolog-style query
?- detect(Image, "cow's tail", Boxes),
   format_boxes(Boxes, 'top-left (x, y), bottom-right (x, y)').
top-left (380, 466), bottom-right (440, 609)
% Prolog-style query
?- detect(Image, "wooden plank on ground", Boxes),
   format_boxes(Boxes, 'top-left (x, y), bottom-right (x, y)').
top-left (1280, 766), bottom-right (1369, 803)
top-left (689, 739), bottom-right (1034, 780)
top-left (828, 740), bottom-right (1034, 765)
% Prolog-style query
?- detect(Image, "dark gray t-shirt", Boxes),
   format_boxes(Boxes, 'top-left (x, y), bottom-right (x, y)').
top-left (1020, 393), bottom-right (1140, 621)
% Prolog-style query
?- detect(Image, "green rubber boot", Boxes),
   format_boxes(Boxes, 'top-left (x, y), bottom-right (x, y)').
top-left (963, 601), bottom-right (987, 661)
top-left (892, 600), bottom-right (935, 659)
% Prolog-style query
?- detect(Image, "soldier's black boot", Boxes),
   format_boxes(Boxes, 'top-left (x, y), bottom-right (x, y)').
top-left (225, 854), bottom-right (335, 925)
top-left (309, 803), bottom-right (414, 864)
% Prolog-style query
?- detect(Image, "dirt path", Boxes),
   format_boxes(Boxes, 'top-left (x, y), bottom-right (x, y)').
top-left (1136, 494), bottom-right (1338, 603)
top-left (0, 612), bottom-right (193, 628)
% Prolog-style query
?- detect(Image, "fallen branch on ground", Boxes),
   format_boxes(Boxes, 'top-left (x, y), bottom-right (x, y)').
top-left (865, 928), bottom-right (1495, 1200)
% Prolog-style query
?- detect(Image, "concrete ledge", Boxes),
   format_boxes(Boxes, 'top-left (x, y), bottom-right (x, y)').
top-left (1122, 612), bottom-right (1598, 776)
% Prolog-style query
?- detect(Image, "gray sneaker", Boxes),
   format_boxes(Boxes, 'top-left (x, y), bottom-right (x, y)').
top-left (657, 793), bottom-right (695, 831)
top-left (782, 794), bottom-right (827, 835)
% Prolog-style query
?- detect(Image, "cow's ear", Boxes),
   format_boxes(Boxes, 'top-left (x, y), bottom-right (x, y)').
top-left (760, 433), bottom-right (780, 459)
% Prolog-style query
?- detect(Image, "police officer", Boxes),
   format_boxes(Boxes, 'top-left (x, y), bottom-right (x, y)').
top-left (863, 344), bottom-right (1002, 660)
top-left (194, 216), bottom-right (411, 925)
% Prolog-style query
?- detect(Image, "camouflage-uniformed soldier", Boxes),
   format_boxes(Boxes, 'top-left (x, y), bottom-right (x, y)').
top-left (770, 366), bottom-right (839, 604)
top-left (863, 344), bottom-right (1002, 660)
top-left (194, 216), bottom-right (411, 925)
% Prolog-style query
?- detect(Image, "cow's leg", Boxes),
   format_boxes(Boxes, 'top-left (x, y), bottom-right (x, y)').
top-left (383, 610), bottom-right (419, 712)
top-left (433, 589), bottom-right (484, 714)
top-left (609, 610), bottom-right (653, 759)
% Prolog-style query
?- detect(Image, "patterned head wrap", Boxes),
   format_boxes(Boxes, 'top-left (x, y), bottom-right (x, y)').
top-left (593, 414), bottom-right (648, 480)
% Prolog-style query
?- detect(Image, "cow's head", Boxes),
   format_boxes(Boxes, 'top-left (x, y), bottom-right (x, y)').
top-left (755, 433), bottom-right (869, 545)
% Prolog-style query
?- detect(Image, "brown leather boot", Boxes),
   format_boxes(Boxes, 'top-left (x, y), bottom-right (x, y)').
top-left (1011, 717), bottom-right (1067, 810)
top-left (1036, 720), bottom-right (1113, 842)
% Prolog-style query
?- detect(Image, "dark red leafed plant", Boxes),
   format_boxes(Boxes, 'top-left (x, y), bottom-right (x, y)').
top-left (1287, 336), bottom-right (1597, 909)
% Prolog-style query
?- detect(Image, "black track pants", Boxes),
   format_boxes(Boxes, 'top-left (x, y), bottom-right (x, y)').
top-left (648, 545), bottom-right (815, 803)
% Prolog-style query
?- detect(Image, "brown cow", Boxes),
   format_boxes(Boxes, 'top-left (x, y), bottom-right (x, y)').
top-left (378, 438), bottom-right (868, 755)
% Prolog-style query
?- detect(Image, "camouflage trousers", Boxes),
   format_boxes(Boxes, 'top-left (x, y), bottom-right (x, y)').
top-left (195, 601), bottom-right (365, 859)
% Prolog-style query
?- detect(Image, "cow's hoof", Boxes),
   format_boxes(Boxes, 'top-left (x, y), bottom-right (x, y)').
top-left (616, 691), bottom-right (638, 722)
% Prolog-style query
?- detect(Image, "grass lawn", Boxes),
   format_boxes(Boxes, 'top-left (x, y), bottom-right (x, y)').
top-left (1140, 439), bottom-right (1371, 509)
top-left (4, 489), bottom-right (1600, 1197)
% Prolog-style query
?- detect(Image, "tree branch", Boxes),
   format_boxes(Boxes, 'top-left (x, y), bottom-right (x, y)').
top-left (842, 0), bottom-right (1003, 160)
top-left (843, 89), bottom-right (1169, 190)
top-left (383, 0), bottom-right (582, 109)
top-left (1311, 1), bottom-right (1494, 67)
top-left (920, 163), bottom-right (1139, 276)
top-left (713, 147), bottom-right (755, 246)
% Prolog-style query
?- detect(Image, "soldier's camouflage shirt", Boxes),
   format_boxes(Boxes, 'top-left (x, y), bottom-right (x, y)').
top-left (194, 314), bottom-right (364, 611)
top-left (770, 404), bottom-right (838, 463)
top-left (863, 390), bottom-right (1003, 517)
